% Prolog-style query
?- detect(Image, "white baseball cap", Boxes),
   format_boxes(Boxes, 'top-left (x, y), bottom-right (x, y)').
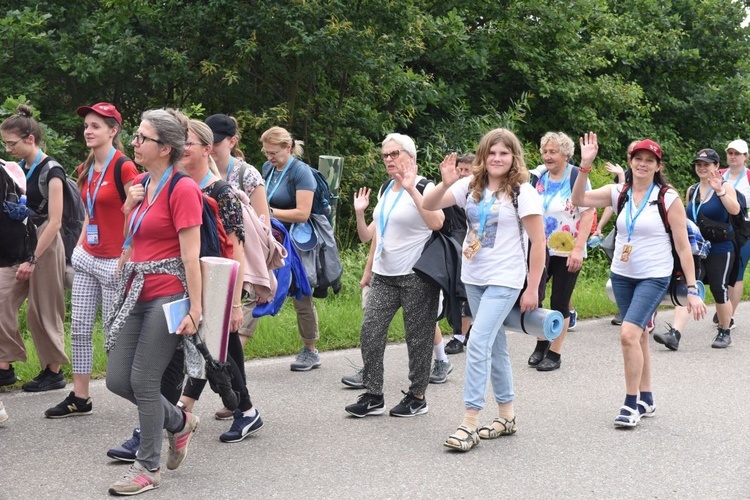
top-left (726, 139), bottom-right (748, 154)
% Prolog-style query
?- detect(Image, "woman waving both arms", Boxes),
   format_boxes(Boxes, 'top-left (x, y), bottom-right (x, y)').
top-left (571, 133), bottom-right (706, 428)
top-left (423, 128), bottom-right (545, 452)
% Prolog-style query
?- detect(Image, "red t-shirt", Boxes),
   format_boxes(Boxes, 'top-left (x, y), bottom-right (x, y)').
top-left (78, 151), bottom-right (139, 259)
top-left (128, 171), bottom-right (203, 302)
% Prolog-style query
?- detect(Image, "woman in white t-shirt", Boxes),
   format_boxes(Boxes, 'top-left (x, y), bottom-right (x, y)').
top-left (344, 133), bottom-right (445, 419)
top-left (722, 139), bottom-right (750, 323)
top-left (571, 134), bottom-right (706, 428)
top-left (423, 128), bottom-right (545, 452)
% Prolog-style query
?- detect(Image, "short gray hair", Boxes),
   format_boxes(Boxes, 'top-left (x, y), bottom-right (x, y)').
top-left (383, 133), bottom-right (417, 161)
top-left (142, 109), bottom-right (188, 165)
top-left (540, 131), bottom-right (575, 159)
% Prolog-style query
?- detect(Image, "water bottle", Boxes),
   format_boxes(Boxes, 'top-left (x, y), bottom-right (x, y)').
top-left (19, 194), bottom-right (26, 206)
top-left (588, 235), bottom-right (601, 248)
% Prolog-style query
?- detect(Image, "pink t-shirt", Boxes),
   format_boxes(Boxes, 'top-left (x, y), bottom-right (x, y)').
top-left (128, 172), bottom-right (203, 301)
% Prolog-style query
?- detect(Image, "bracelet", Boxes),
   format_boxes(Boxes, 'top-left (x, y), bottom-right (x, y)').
top-left (687, 290), bottom-right (701, 297)
top-left (686, 284), bottom-right (697, 290)
top-left (578, 166), bottom-right (593, 173)
top-left (27, 254), bottom-right (37, 265)
top-left (232, 303), bottom-right (243, 309)
top-left (717, 190), bottom-right (727, 197)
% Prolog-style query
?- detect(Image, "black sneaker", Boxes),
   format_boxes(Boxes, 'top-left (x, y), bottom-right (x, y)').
top-left (0, 365), bottom-right (17, 387)
top-left (45, 391), bottom-right (93, 418)
top-left (611, 313), bottom-right (623, 326)
top-left (444, 337), bottom-right (465, 355)
top-left (389, 391), bottom-right (428, 418)
top-left (711, 328), bottom-right (732, 349)
top-left (107, 428), bottom-right (141, 462)
top-left (22, 367), bottom-right (66, 392)
top-left (653, 324), bottom-right (681, 351)
top-left (345, 393), bottom-right (385, 418)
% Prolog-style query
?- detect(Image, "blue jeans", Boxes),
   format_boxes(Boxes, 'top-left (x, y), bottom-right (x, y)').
top-left (463, 284), bottom-right (520, 411)
top-left (609, 272), bottom-right (669, 330)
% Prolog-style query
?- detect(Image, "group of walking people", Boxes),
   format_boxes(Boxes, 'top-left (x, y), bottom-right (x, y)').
top-left (0, 102), bottom-right (745, 488)
top-left (0, 103), bottom-right (324, 495)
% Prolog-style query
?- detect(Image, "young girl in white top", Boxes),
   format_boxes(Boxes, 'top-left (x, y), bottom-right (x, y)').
top-left (571, 134), bottom-right (706, 428)
top-left (423, 128), bottom-right (545, 452)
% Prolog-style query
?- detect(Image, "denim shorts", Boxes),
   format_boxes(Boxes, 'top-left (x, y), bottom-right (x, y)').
top-left (609, 272), bottom-right (670, 330)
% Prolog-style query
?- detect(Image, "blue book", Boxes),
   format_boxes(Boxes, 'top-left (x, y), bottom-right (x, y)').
top-left (162, 297), bottom-right (191, 334)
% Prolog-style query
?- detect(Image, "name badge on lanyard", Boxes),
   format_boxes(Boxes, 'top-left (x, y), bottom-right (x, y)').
top-left (87, 225), bottom-right (100, 245)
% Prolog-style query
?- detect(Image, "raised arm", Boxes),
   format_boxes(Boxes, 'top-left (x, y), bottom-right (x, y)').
top-left (422, 153), bottom-right (460, 211)
top-left (572, 132), bottom-right (615, 209)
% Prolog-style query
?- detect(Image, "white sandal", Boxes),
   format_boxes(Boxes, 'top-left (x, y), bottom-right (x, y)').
top-left (638, 400), bottom-right (656, 418)
top-left (613, 405), bottom-right (640, 428)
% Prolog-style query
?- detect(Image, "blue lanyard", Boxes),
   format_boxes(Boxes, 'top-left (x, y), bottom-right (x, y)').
top-left (266, 157), bottom-right (293, 202)
top-left (199, 171), bottom-right (212, 189)
top-left (122, 166), bottom-right (174, 250)
top-left (691, 185), bottom-right (714, 221)
top-left (225, 156), bottom-right (235, 182)
top-left (20, 150), bottom-right (44, 181)
top-left (86, 147), bottom-right (116, 220)
top-left (723, 167), bottom-right (746, 189)
top-left (378, 179), bottom-right (405, 241)
top-left (541, 165), bottom-right (572, 212)
top-left (476, 189), bottom-right (493, 238)
top-left (625, 183), bottom-right (656, 242)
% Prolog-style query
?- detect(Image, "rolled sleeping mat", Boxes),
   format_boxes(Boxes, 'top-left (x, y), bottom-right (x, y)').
top-left (605, 279), bottom-right (705, 307)
top-left (504, 307), bottom-right (565, 341)
top-left (199, 256), bottom-right (240, 363)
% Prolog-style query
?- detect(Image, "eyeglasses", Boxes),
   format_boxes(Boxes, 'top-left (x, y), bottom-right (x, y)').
top-left (184, 141), bottom-right (203, 148)
top-left (2, 136), bottom-right (28, 148)
top-left (261, 148), bottom-right (281, 158)
top-left (133, 133), bottom-right (162, 146)
top-left (382, 149), bottom-right (406, 161)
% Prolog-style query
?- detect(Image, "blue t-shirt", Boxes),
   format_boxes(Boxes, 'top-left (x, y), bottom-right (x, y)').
top-left (262, 158), bottom-right (316, 211)
top-left (687, 185), bottom-right (734, 254)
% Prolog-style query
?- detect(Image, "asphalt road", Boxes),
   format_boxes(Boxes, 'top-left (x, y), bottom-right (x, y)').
top-left (1, 304), bottom-right (749, 499)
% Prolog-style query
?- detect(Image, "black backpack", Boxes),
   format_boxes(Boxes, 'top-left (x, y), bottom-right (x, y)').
top-left (0, 163), bottom-right (37, 267)
top-left (687, 182), bottom-right (750, 248)
top-left (34, 159), bottom-right (85, 265)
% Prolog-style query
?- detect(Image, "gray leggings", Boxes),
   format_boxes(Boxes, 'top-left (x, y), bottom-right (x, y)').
top-left (361, 273), bottom-right (439, 397)
top-left (106, 293), bottom-right (185, 471)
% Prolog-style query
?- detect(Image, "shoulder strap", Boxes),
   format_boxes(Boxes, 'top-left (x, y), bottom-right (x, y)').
top-left (208, 179), bottom-right (232, 201)
top-left (656, 185), bottom-right (671, 234)
top-left (511, 185), bottom-right (528, 273)
top-left (237, 161), bottom-right (247, 189)
top-left (569, 166), bottom-right (579, 191)
top-left (113, 156), bottom-right (130, 203)
top-left (616, 183), bottom-right (629, 214)
top-left (416, 177), bottom-right (430, 195)
top-left (687, 183), bottom-right (698, 201)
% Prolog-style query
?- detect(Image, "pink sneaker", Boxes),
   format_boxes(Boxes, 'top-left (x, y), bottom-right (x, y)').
top-left (108, 462), bottom-right (161, 495)
top-left (166, 409), bottom-right (199, 470)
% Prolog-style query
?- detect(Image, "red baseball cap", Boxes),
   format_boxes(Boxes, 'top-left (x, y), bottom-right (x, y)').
top-left (629, 138), bottom-right (662, 160)
top-left (76, 102), bottom-right (122, 126)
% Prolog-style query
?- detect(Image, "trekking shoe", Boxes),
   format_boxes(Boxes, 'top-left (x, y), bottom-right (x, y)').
top-left (45, 391), bottom-right (93, 418)
top-left (711, 328), bottom-right (732, 349)
top-left (0, 365), bottom-right (17, 387)
top-left (653, 324), bottom-right (681, 351)
top-left (108, 462), bottom-right (161, 496)
top-left (712, 315), bottom-right (735, 330)
top-left (215, 407), bottom-right (233, 420)
top-left (166, 410), bottom-right (199, 470)
top-left (568, 309), bottom-right (577, 331)
top-left (345, 393), bottom-right (385, 418)
top-left (389, 391), bottom-right (428, 418)
top-left (290, 346), bottom-right (322, 371)
top-left (728, 317), bottom-right (736, 330)
top-left (107, 428), bottom-right (141, 462)
top-left (219, 409), bottom-right (264, 443)
top-left (611, 313), bottom-right (623, 326)
top-left (712, 312), bottom-right (719, 325)
top-left (21, 367), bottom-right (66, 392)
top-left (428, 359), bottom-right (453, 384)
top-left (0, 402), bottom-right (8, 425)
top-left (341, 367), bottom-right (365, 388)
top-left (444, 337), bottom-right (465, 355)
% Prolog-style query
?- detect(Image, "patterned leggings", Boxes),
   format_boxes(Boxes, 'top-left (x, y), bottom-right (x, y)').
top-left (70, 246), bottom-right (120, 374)
top-left (361, 273), bottom-right (439, 397)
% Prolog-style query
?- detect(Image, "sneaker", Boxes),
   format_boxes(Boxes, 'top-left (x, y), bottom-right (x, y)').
top-left (389, 391), bottom-right (428, 418)
top-left (341, 367), bottom-right (364, 389)
top-left (0, 402), bottom-right (7, 425)
top-left (711, 328), bottom-right (732, 349)
top-left (21, 367), bottom-right (66, 392)
top-left (712, 315), bottom-right (735, 330)
top-left (611, 313), bottom-right (622, 326)
top-left (345, 393), bottom-right (385, 418)
top-left (290, 347), bottom-right (322, 372)
top-left (45, 391), bottom-right (93, 418)
top-left (166, 410), bottom-right (199, 470)
top-left (108, 462), bottom-right (161, 496)
top-left (444, 337), bottom-right (465, 355)
top-left (107, 428), bottom-right (141, 462)
top-left (214, 407), bottom-right (234, 420)
top-left (568, 309), bottom-right (577, 331)
top-left (0, 365), bottom-right (17, 387)
top-left (428, 359), bottom-right (453, 384)
top-left (712, 312), bottom-right (719, 325)
top-left (220, 409), bottom-right (264, 443)
top-left (653, 324), bottom-right (681, 351)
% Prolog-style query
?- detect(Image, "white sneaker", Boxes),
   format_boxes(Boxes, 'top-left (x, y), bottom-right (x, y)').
top-left (0, 402), bottom-right (7, 425)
